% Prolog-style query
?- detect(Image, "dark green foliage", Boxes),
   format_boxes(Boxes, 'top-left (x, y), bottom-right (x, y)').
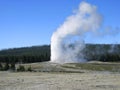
top-left (3, 62), bottom-right (9, 71)
top-left (0, 63), bottom-right (3, 70)
top-left (0, 45), bottom-right (50, 56)
top-left (0, 44), bottom-right (120, 64)
top-left (17, 65), bottom-right (25, 72)
top-left (0, 45), bottom-right (50, 64)
top-left (27, 66), bottom-right (32, 72)
top-left (83, 44), bottom-right (120, 62)
top-left (10, 63), bottom-right (16, 71)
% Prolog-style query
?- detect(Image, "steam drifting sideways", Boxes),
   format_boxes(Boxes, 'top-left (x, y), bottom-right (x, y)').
top-left (51, 2), bottom-right (102, 63)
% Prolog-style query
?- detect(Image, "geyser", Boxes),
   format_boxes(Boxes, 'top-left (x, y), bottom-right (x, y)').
top-left (51, 2), bottom-right (102, 63)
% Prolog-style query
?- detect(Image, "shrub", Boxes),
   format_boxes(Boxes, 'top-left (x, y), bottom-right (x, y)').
top-left (0, 63), bottom-right (3, 70)
top-left (10, 63), bottom-right (16, 71)
top-left (27, 66), bottom-right (32, 72)
top-left (17, 65), bottom-right (25, 72)
top-left (3, 62), bottom-right (9, 71)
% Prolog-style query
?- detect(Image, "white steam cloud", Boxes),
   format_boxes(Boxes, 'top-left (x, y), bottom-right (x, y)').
top-left (51, 2), bottom-right (102, 63)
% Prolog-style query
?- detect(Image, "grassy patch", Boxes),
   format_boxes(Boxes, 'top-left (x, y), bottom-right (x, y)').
top-left (62, 63), bottom-right (120, 72)
top-left (16, 62), bottom-right (120, 73)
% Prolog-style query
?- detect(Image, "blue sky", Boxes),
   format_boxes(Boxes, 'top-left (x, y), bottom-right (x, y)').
top-left (0, 0), bottom-right (120, 49)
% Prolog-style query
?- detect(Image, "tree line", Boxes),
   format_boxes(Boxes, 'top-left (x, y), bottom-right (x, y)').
top-left (83, 44), bottom-right (120, 62)
top-left (0, 44), bottom-right (120, 66)
top-left (0, 45), bottom-right (50, 64)
top-left (0, 55), bottom-right (50, 64)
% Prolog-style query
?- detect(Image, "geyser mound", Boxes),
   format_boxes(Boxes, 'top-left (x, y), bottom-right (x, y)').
top-left (51, 2), bottom-right (102, 63)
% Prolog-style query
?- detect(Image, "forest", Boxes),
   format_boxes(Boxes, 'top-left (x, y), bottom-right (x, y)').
top-left (0, 45), bottom-right (50, 64)
top-left (0, 44), bottom-right (120, 64)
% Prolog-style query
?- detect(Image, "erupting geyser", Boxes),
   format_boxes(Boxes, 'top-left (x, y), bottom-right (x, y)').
top-left (51, 2), bottom-right (102, 63)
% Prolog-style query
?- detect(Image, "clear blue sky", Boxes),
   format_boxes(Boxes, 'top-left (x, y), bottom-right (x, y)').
top-left (0, 0), bottom-right (120, 49)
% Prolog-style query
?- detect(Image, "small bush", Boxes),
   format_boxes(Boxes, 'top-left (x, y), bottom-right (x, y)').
top-left (27, 66), bottom-right (32, 72)
top-left (0, 63), bottom-right (3, 70)
top-left (10, 63), bottom-right (16, 71)
top-left (17, 65), bottom-right (25, 72)
top-left (3, 63), bottom-right (9, 71)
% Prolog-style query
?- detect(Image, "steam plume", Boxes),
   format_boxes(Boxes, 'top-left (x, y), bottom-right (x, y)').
top-left (51, 2), bottom-right (102, 63)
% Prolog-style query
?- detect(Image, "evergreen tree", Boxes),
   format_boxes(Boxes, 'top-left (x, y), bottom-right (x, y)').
top-left (4, 62), bottom-right (9, 71)
top-left (0, 63), bottom-right (3, 70)
top-left (10, 63), bottom-right (16, 71)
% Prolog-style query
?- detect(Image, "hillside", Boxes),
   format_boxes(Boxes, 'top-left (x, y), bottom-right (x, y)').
top-left (0, 44), bottom-right (120, 63)
top-left (0, 45), bottom-right (50, 63)
top-left (0, 45), bottom-right (50, 56)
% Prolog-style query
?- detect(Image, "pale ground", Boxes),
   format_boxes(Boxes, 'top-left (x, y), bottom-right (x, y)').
top-left (0, 71), bottom-right (120, 90)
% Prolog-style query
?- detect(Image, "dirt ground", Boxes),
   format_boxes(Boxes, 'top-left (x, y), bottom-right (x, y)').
top-left (0, 71), bottom-right (120, 90)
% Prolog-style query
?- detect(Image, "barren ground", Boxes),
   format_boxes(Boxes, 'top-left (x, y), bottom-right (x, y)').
top-left (0, 62), bottom-right (120, 90)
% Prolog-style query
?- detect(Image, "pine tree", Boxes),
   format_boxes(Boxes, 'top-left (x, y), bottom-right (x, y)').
top-left (0, 63), bottom-right (3, 70)
top-left (10, 63), bottom-right (16, 71)
top-left (4, 62), bottom-right (9, 71)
